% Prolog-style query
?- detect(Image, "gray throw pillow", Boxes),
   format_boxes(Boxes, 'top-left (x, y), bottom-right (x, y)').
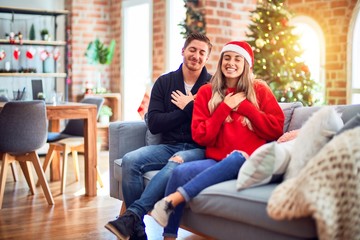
top-left (279, 102), bottom-right (303, 132)
top-left (336, 113), bottom-right (360, 135)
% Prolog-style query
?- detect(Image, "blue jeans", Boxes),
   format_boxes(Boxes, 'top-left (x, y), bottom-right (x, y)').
top-left (163, 151), bottom-right (246, 237)
top-left (121, 143), bottom-right (205, 220)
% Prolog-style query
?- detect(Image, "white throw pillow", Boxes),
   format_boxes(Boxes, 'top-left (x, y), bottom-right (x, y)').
top-left (236, 140), bottom-right (295, 190)
top-left (284, 106), bottom-right (344, 180)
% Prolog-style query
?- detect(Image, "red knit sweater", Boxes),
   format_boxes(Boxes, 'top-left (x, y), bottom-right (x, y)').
top-left (192, 82), bottom-right (284, 161)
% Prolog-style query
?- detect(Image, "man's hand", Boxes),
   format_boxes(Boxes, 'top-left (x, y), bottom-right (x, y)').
top-left (224, 92), bottom-right (246, 109)
top-left (171, 90), bottom-right (194, 110)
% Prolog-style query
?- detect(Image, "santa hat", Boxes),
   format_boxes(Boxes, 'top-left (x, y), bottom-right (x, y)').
top-left (220, 41), bottom-right (254, 68)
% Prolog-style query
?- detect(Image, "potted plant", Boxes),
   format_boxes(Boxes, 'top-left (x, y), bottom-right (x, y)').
top-left (85, 38), bottom-right (116, 93)
top-left (40, 29), bottom-right (49, 41)
top-left (85, 38), bottom-right (116, 65)
top-left (99, 105), bottom-right (113, 124)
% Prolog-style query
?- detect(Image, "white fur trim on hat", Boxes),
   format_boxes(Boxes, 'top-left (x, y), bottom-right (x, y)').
top-left (221, 44), bottom-right (252, 67)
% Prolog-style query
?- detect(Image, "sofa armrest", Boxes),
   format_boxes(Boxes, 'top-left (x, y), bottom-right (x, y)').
top-left (109, 120), bottom-right (147, 199)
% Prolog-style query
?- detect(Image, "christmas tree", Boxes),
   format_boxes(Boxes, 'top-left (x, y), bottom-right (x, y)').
top-left (179, 0), bottom-right (206, 38)
top-left (247, 0), bottom-right (319, 106)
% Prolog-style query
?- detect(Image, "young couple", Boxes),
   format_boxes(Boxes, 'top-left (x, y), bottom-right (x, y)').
top-left (105, 33), bottom-right (284, 240)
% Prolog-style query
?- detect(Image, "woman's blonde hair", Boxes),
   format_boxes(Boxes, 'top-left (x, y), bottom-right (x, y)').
top-left (208, 52), bottom-right (259, 129)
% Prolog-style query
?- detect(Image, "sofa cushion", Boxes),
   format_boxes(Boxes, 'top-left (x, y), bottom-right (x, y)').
top-left (285, 106), bottom-right (343, 180)
top-left (287, 104), bottom-right (360, 131)
top-left (145, 129), bottom-right (162, 146)
top-left (278, 102), bottom-right (303, 132)
top-left (335, 104), bottom-right (360, 123)
top-left (189, 181), bottom-right (317, 239)
top-left (236, 140), bottom-right (294, 190)
top-left (287, 106), bottom-right (321, 131)
top-left (336, 113), bottom-right (360, 135)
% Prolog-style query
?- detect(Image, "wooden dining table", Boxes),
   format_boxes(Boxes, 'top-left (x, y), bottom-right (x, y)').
top-left (0, 101), bottom-right (98, 196)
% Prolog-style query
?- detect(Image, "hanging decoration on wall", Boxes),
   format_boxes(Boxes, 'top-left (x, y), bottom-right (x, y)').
top-left (26, 47), bottom-right (36, 59)
top-left (179, 0), bottom-right (206, 38)
top-left (13, 48), bottom-right (20, 60)
top-left (53, 47), bottom-right (60, 61)
top-left (39, 48), bottom-right (49, 61)
top-left (0, 49), bottom-right (6, 61)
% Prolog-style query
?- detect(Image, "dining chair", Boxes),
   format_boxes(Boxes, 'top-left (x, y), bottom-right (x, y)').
top-left (40, 96), bottom-right (105, 194)
top-left (0, 100), bottom-right (54, 209)
top-left (0, 96), bottom-right (18, 182)
top-left (0, 96), bottom-right (9, 102)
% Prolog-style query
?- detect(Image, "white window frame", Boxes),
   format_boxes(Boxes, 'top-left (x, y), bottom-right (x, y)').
top-left (291, 16), bottom-right (326, 104)
top-left (348, 1), bottom-right (360, 104)
top-left (121, 0), bottom-right (153, 120)
top-left (165, 0), bottom-right (186, 72)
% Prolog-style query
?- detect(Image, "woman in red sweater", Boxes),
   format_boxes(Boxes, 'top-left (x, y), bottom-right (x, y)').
top-left (151, 41), bottom-right (284, 239)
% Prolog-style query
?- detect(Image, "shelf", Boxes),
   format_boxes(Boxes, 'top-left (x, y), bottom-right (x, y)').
top-left (0, 73), bottom-right (67, 78)
top-left (0, 39), bottom-right (66, 46)
top-left (0, 6), bottom-right (69, 99)
top-left (0, 6), bottom-right (69, 16)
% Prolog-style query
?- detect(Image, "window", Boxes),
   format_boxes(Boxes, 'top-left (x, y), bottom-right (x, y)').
top-left (291, 16), bottom-right (325, 104)
top-left (166, 0), bottom-right (186, 72)
top-left (122, 0), bottom-right (152, 120)
top-left (349, 2), bottom-right (360, 104)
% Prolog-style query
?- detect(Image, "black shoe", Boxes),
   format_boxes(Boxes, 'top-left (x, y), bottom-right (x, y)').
top-left (105, 211), bottom-right (138, 240)
top-left (130, 220), bottom-right (147, 240)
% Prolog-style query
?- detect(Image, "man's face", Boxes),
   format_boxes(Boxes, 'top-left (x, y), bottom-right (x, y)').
top-left (182, 40), bottom-right (209, 72)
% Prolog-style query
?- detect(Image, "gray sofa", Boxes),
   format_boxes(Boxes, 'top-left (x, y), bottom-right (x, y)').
top-left (109, 102), bottom-right (360, 240)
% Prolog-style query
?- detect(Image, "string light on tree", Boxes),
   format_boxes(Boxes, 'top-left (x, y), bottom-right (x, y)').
top-left (246, 0), bottom-right (319, 106)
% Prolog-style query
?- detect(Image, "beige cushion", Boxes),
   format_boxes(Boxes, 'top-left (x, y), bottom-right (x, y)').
top-left (237, 140), bottom-right (295, 190)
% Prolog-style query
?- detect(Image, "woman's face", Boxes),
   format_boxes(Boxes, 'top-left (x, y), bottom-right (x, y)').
top-left (221, 51), bottom-right (245, 82)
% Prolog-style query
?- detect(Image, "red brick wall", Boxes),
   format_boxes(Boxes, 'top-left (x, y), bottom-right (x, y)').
top-left (64, 0), bottom-right (358, 110)
top-left (109, 0), bottom-right (122, 94)
top-left (152, 0), bottom-right (167, 81)
top-left (64, 0), bottom-right (117, 101)
top-left (203, 0), bottom-right (257, 71)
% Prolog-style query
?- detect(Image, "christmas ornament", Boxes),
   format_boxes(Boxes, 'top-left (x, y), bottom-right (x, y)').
top-left (255, 38), bottom-right (266, 48)
top-left (26, 47), bottom-right (36, 59)
top-left (281, 18), bottom-right (288, 27)
top-left (301, 65), bottom-right (309, 73)
top-left (13, 47), bottom-right (20, 60)
top-left (0, 49), bottom-right (5, 61)
top-left (252, 13), bottom-right (260, 21)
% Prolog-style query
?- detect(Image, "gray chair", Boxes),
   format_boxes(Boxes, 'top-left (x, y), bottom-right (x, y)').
top-left (0, 96), bottom-right (9, 102)
top-left (0, 100), bottom-right (54, 209)
top-left (0, 96), bottom-right (18, 181)
top-left (41, 97), bottom-right (105, 194)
